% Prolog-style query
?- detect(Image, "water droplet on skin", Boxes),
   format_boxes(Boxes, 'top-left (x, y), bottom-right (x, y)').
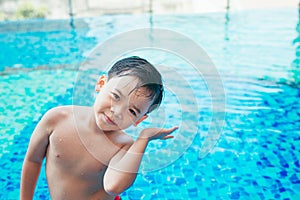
top-left (81, 172), bottom-right (84, 176)
top-left (56, 154), bottom-right (60, 158)
top-left (59, 138), bottom-right (63, 142)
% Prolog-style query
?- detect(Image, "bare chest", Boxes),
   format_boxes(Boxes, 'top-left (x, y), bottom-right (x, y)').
top-left (47, 119), bottom-right (117, 176)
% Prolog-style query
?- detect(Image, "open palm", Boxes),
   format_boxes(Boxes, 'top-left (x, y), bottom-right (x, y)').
top-left (139, 126), bottom-right (178, 141)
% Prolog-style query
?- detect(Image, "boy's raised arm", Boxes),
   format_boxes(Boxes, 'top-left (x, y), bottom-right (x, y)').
top-left (20, 108), bottom-right (57, 200)
top-left (103, 126), bottom-right (178, 195)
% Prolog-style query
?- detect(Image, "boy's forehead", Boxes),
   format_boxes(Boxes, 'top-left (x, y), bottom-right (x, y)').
top-left (109, 76), bottom-right (139, 93)
top-left (109, 76), bottom-right (152, 99)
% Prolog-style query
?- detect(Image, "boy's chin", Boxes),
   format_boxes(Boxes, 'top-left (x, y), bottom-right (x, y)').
top-left (99, 125), bottom-right (124, 132)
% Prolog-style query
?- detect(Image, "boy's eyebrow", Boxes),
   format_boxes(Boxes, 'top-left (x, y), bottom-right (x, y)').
top-left (115, 88), bottom-right (141, 114)
top-left (115, 89), bottom-right (124, 97)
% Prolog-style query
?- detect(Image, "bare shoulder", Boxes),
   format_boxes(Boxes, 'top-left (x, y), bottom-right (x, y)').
top-left (44, 105), bottom-right (72, 120)
top-left (41, 105), bottom-right (75, 127)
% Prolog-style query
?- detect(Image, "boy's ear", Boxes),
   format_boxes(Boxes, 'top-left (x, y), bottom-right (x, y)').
top-left (95, 75), bottom-right (107, 92)
top-left (133, 115), bottom-right (148, 126)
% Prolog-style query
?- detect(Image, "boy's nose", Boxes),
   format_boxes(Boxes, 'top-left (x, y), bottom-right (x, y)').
top-left (110, 105), bottom-right (123, 120)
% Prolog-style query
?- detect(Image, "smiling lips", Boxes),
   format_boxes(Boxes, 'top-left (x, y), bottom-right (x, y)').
top-left (103, 114), bottom-right (116, 125)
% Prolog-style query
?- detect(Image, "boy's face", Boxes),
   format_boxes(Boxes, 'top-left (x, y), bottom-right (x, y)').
top-left (93, 75), bottom-right (153, 131)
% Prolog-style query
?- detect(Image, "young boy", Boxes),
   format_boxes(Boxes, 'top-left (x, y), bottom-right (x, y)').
top-left (20, 56), bottom-right (178, 200)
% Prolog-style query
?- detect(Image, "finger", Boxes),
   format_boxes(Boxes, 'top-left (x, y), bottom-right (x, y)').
top-left (162, 135), bottom-right (174, 140)
top-left (170, 126), bottom-right (178, 132)
top-left (162, 126), bottom-right (178, 134)
top-left (160, 127), bottom-right (178, 139)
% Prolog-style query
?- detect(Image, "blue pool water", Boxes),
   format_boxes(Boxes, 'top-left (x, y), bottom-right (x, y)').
top-left (1, 8), bottom-right (300, 199)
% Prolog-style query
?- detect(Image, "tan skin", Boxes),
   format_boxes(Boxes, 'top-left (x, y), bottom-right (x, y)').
top-left (20, 75), bottom-right (178, 200)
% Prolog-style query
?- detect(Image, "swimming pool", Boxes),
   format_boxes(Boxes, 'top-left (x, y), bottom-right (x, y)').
top-left (1, 8), bottom-right (300, 199)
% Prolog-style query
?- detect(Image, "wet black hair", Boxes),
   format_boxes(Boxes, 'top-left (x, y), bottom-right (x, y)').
top-left (108, 56), bottom-right (163, 113)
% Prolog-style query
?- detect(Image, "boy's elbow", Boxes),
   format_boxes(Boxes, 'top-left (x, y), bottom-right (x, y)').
top-left (103, 181), bottom-right (124, 196)
top-left (103, 173), bottom-right (135, 195)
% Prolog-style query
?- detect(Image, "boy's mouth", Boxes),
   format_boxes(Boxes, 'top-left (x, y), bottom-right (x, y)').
top-left (103, 113), bottom-right (116, 126)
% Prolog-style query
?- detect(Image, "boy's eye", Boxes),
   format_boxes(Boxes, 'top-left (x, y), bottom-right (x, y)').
top-left (112, 93), bottom-right (120, 101)
top-left (129, 109), bottom-right (136, 116)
